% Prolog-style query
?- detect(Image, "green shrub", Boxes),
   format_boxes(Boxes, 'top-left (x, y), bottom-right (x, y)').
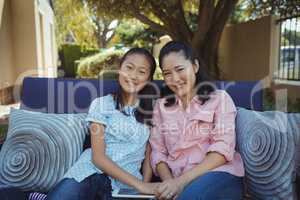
top-left (263, 88), bottom-right (300, 113)
top-left (0, 124), bottom-right (8, 141)
top-left (77, 49), bottom-right (125, 79)
top-left (263, 88), bottom-right (276, 111)
top-left (59, 44), bottom-right (99, 78)
top-left (77, 47), bottom-right (163, 80)
top-left (288, 98), bottom-right (300, 113)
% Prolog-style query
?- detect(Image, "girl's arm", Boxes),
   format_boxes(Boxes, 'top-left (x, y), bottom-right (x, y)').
top-left (149, 100), bottom-right (173, 181)
top-left (90, 122), bottom-right (158, 194)
top-left (156, 162), bottom-right (173, 181)
top-left (142, 143), bottom-right (153, 182)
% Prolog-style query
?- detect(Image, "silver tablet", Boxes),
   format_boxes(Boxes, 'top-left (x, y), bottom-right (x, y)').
top-left (112, 188), bottom-right (155, 199)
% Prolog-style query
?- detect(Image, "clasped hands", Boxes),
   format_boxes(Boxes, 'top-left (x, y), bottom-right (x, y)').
top-left (139, 177), bottom-right (186, 200)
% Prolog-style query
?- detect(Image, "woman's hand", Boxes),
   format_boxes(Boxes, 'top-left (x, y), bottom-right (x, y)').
top-left (156, 177), bottom-right (186, 200)
top-left (136, 182), bottom-right (161, 195)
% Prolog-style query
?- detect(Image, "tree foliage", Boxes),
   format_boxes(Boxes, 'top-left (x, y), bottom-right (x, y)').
top-left (281, 29), bottom-right (300, 46)
top-left (54, 0), bottom-right (300, 78)
top-left (248, 0), bottom-right (300, 20)
top-left (53, 0), bottom-right (97, 48)
top-left (52, 0), bottom-right (117, 49)
top-left (84, 0), bottom-right (240, 78)
top-left (83, 0), bottom-right (300, 79)
top-left (115, 19), bottom-right (163, 51)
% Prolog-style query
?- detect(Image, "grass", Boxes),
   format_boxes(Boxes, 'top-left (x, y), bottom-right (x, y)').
top-left (0, 124), bottom-right (8, 142)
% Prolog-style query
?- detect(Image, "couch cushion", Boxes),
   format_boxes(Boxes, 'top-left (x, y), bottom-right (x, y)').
top-left (0, 109), bottom-right (88, 192)
top-left (236, 107), bottom-right (300, 199)
top-left (20, 77), bottom-right (263, 113)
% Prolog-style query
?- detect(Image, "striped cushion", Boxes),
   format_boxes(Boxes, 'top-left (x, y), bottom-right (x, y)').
top-left (236, 108), bottom-right (300, 199)
top-left (0, 109), bottom-right (88, 192)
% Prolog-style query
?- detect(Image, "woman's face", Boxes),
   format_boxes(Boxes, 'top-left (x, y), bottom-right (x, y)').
top-left (118, 53), bottom-right (152, 94)
top-left (161, 51), bottom-right (199, 100)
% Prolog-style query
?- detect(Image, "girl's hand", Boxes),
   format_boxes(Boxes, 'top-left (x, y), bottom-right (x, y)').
top-left (156, 178), bottom-right (186, 200)
top-left (136, 182), bottom-right (161, 195)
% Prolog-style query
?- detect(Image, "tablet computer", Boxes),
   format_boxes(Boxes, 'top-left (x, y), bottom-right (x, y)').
top-left (112, 188), bottom-right (155, 199)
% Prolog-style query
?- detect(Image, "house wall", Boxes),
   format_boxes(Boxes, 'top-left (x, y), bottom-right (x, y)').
top-left (153, 15), bottom-right (300, 105)
top-left (11, 0), bottom-right (39, 83)
top-left (219, 15), bottom-right (300, 104)
top-left (0, 0), bottom-right (57, 104)
top-left (35, 0), bottom-right (57, 77)
top-left (0, 0), bottom-right (15, 88)
top-left (0, 0), bottom-right (4, 26)
top-left (219, 16), bottom-right (276, 82)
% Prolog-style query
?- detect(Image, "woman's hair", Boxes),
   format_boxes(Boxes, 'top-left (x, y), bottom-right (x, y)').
top-left (115, 48), bottom-right (157, 126)
top-left (158, 41), bottom-right (215, 107)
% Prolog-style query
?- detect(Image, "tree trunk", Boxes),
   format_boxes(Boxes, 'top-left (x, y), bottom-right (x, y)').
top-left (194, 0), bottom-right (238, 80)
top-left (166, 2), bottom-right (237, 79)
top-left (127, 0), bottom-right (238, 79)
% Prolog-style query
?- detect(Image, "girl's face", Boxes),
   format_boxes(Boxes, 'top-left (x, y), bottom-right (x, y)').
top-left (118, 54), bottom-right (152, 94)
top-left (161, 51), bottom-right (199, 100)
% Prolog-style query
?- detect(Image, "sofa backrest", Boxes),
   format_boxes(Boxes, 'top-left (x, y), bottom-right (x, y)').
top-left (21, 77), bottom-right (263, 113)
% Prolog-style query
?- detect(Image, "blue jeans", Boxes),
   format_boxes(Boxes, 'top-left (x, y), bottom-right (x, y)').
top-left (46, 173), bottom-right (112, 200)
top-left (176, 171), bottom-right (243, 200)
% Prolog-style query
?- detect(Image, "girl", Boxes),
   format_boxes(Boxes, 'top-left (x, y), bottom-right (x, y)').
top-left (150, 41), bottom-right (244, 200)
top-left (47, 48), bottom-right (160, 200)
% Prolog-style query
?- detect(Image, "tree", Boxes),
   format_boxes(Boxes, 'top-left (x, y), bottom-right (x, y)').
top-left (115, 19), bottom-right (163, 51)
top-left (53, 0), bottom-right (97, 48)
top-left (281, 29), bottom-right (300, 46)
top-left (83, 0), bottom-right (300, 79)
top-left (52, 0), bottom-right (118, 49)
top-left (247, 0), bottom-right (300, 20)
top-left (83, 0), bottom-right (239, 78)
top-left (85, 2), bottom-right (119, 48)
top-left (229, 1), bottom-right (253, 24)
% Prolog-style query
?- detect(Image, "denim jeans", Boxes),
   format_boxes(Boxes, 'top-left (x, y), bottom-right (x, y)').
top-left (0, 187), bottom-right (29, 200)
top-left (176, 171), bottom-right (243, 200)
top-left (46, 173), bottom-right (112, 200)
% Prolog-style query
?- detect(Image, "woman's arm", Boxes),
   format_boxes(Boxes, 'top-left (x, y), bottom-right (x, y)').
top-left (157, 91), bottom-right (237, 199)
top-left (142, 143), bottom-right (153, 182)
top-left (177, 152), bottom-right (226, 186)
top-left (156, 152), bottom-right (226, 199)
top-left (179, 91), bottom-right (236, 186)
top-left (90, 122), bottom-right (158, 194)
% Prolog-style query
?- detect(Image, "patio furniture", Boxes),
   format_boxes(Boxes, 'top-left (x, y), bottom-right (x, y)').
top-left (0, 77), bottom-right (299, 200)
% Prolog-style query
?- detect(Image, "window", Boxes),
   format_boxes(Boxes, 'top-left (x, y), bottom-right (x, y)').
top-left (275, 17), bottom-right (300, 81)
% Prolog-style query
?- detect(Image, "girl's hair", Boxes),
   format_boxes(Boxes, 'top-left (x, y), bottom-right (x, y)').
top-left (115, 48), bottom-right (157, 126)
top-left (158, 41), bottom-right (215, 107)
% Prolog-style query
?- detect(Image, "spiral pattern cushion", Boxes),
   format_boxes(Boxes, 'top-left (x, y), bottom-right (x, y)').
top-left (0, 109), bottom-right (88, 192)
top-left (236, 108), bottom-right (300, 200)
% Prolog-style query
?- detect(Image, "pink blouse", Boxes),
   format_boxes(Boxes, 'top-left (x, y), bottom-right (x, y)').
top-left (149, 90), bottom-right (244, 178)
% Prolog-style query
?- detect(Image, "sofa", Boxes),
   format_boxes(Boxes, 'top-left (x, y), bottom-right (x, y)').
top-left (0, 77), bottom-right (299, 200)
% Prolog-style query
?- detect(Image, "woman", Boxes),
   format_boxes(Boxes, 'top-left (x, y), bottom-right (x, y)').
top-left (150, 41), bottom-right (244, 200)
top-left (46, 48), bottom-right (160, 200)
